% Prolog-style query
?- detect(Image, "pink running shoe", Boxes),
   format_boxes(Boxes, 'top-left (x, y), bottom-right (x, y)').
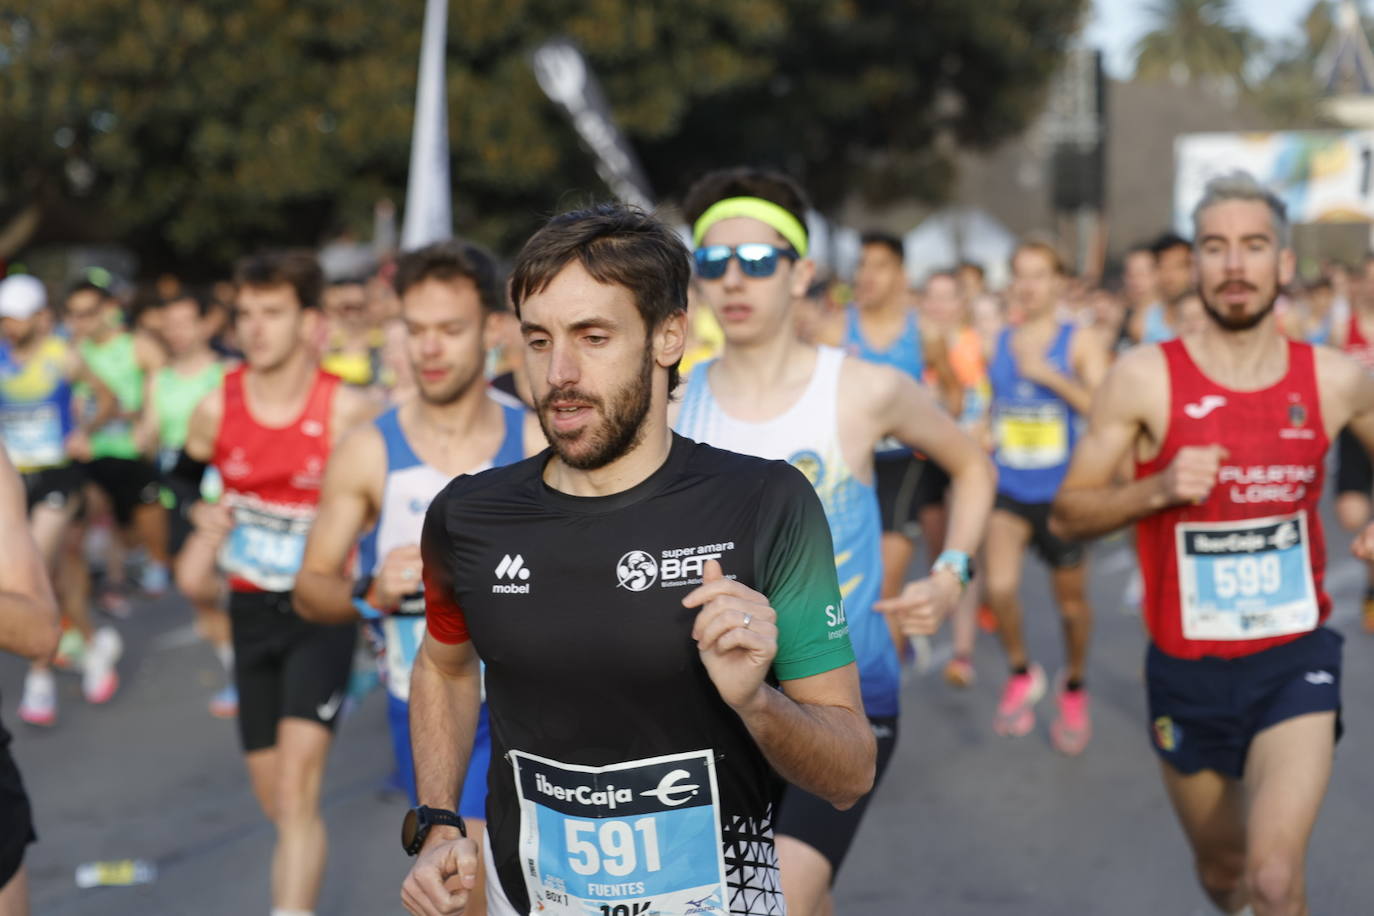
top-left (1051, 681), bottom-right (1092, 756)
top-left (993, 663), bottom-right (1045, 737)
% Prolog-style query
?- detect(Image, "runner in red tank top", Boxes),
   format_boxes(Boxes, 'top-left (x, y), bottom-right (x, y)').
top-left (172, 250), bottom-right (376, 916)
top-left (1051, 172), bottom-right (1374, 916)
top-left (1328, 256), bottom-right (1374, 632)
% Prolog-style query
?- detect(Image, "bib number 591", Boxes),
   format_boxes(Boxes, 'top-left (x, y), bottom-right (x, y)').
top-left (565, 818), bottom-right (661, 877)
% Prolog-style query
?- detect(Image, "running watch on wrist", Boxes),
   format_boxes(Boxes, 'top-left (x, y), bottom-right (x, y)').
top-left (402, 805), bottom-right (466, 856)
top-left (931, 549), bottom-right (974, 588)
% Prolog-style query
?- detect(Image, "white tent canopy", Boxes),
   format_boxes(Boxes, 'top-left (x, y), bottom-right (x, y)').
top-left (902, 206), bottom-right (1016, 290)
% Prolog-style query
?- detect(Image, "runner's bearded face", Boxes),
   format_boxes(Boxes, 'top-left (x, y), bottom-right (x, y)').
top-left (1194, 199), bottom-right (1293, 333)
top-left (522, 263), bottom-right (656, 471)
top-left (235, 284), bottom-right (312, 373)
top-left (402, 275), bottom-right (488, 406)
top-left (697, 217), bottom-right (807, 347)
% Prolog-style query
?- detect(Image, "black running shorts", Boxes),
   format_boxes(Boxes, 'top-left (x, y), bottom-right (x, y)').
top-left (774, 715), bottom-right (899, 879)
top-left (0, 725), bottom-right (36, 891)
top-left (1146, 627), bottom-right (1343, 780)
top-left (84, 457), bottom-right (161, 526)
top-left (229, 591), bottom-right (357, 753)
top-left (993, 492), bottom-right (1085, 569)
top-left (21, 464), bottom-right (84, 514)
top-left (1335, 428), bottom-right (1372, 497)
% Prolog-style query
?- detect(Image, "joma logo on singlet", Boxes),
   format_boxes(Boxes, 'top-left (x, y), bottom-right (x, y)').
top-left (492, 554), bottom-right (531, 594)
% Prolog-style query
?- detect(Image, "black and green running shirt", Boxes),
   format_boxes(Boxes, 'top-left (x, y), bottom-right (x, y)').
top-left (421, 434), bottom-right (854, 916)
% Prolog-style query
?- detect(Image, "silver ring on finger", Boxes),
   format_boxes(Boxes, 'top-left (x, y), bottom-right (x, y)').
top-left (741, 612), bottom-right (753, 629)
top-left (403, 567), bottom-right (417, 580)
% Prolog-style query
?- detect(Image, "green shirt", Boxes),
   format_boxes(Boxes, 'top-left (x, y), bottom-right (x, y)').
top-left (78, 333), bottom-right (143, 460)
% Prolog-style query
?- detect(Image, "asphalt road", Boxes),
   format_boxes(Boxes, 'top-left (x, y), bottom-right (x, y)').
top-left (4, 515), bottom-right (1372, 915)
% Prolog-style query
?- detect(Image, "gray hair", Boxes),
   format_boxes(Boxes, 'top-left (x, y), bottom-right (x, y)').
top-left (1191, 170), bottom-right (1290, 247)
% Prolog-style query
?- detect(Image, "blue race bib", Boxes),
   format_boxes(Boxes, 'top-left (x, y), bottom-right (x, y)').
top-left (1176, 511), bottom-right (1318, 641)
top-left (510, 749), bottom-right (728, 916)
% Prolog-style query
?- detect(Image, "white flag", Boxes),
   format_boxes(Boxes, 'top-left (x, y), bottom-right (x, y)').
top-left (401, 0), bottom-right (452, 249)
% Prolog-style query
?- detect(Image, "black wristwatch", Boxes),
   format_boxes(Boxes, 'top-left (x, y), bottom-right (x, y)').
top-left (402, 805), bottom-right (467, 856)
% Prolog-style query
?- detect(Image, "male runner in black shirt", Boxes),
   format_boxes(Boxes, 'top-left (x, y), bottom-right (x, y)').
top-left (401, 204), bottom-right (875, 916)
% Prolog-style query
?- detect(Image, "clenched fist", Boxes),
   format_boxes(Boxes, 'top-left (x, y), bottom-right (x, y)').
top-left (1161, 444), bottom-right (1227, 507)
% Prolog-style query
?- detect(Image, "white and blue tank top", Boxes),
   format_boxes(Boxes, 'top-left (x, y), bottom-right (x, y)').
top-left (357, 392), bottom-right (525, 701)
top-left (674, 346), bottom-right (897, 717)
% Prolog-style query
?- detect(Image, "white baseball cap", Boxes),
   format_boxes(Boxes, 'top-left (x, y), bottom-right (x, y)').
top-left (0, 275), bottom-right (47, 320)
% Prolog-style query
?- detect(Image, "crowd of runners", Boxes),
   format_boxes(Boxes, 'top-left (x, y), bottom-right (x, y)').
top-left (0, 165), bottom-right (1367, 916)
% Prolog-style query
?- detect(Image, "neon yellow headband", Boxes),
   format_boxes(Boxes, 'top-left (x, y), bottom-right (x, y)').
top-left (692, 197), bottom-right (809, 257)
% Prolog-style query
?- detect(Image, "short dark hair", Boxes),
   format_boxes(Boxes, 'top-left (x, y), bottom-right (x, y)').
top-left (957, 260), bottom-right (985, 279)
top-left (233, 249), bottom-right (323, 311)
top-left (509, 203), bottom-right (690, 391)
top-left (393, 239), bottom-right (505, 313)
top-left (1151, 232), bottom-right (1191, 259)
top-left (860, 231), bottom-right (904, 262)
top-left (681, 167), bottom-right (811, 238)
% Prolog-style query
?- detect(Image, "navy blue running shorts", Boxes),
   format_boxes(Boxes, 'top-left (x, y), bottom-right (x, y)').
top-left (1146, 626), bottom-right (1343, 780)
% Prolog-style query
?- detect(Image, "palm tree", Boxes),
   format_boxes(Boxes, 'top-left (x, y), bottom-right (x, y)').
top-left (1132, 0), bottom-right (1256, 88)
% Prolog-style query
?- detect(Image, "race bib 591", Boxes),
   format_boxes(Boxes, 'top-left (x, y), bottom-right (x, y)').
top-left (511, 749), bottom-right (728, 916)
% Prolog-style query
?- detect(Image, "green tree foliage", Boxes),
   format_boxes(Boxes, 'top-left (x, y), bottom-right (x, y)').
top-left (1133, 0), bottom-right (1255, 88)
top-left (0, 0), bottom-right (1086, 274)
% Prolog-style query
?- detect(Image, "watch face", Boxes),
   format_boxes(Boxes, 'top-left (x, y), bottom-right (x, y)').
top-left (401, 807), bottom-right (420, 853)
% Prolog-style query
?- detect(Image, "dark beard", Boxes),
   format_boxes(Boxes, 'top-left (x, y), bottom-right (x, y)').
top-left (539, 343), bottom-right (654, 471)
top-left (1201, 288), bottom-right (1277, 332)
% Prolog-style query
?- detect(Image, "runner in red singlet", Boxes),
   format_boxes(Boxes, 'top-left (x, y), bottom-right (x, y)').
top-left (1052, 172), bottom-right (1374, 916)
top-left (173, 250), bottom-right (376, 916)
top-left (1327, 254), bottom-right (1374, 632)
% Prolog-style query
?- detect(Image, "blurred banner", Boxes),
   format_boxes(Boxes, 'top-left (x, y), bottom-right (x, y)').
top-left (1175, 131), bottom-right (1374, 234)
top-left (531, 38), bottom-right (655, 210)
top-left (401, 0), bottom-right (453, 250)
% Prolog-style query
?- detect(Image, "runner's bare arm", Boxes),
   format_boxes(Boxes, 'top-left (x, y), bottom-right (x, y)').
top-left (405, 635), bottom-right (483, 914)
top-left (183, 387), bottom-right (223, 463)
top-left (133, 385), bottom-right (160, 457)
top-left (685, 561), bottom-right (875, 809)
top-left (1052, 347), bottom-right (1205, 539)
top-left (745, 664), bottom-right (874, 810)
top-left (67, 353), bottom-right (119, 436)
top-left (175, 389), bottom-right (229, 604)
top-left (1316, 350), bottom-right (1374, 560)
top-left (404, 510), bottom-right (483, 914)
top-left (0, 449), bottom-right (59, 661)
top-left (866, 361), bottom-right (995, 559)
top-left (294, 423), bottom-right (385, 623)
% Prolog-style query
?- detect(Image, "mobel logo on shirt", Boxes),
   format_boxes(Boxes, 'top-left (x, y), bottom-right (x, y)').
top-left (492, 554), bottom-right (531, 594)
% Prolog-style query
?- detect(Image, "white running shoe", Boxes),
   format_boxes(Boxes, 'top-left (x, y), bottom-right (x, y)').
top-left (83, 627), bottom-right (123, 704)
top-left (19, 668), bottom-right (56, 726)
